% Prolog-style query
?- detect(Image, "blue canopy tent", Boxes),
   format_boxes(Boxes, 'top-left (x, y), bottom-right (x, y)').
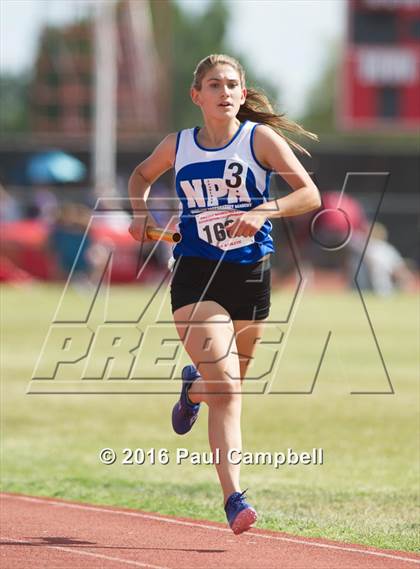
top-left (24, 151), bottom-right (87, 184)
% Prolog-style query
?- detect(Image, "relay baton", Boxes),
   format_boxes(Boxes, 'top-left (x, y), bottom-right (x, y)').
top-left (146, 227), bottom-right (182, 243)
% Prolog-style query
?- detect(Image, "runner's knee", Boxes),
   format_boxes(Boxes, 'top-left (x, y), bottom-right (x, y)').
top-left (199, 366), bottom-right (241, 406)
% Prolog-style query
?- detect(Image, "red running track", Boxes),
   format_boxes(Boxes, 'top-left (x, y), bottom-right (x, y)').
top-left (1, 493), bottom-right (419, 569)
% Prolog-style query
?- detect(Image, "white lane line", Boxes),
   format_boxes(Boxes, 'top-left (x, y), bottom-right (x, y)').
top-left (3, 494), bottom-right (420, 565)
top-left (0, 536), bottom-right (170, 569)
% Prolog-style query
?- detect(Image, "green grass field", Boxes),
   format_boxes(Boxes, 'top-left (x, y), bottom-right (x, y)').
top-left (1, 283), bottom-right (419, 552)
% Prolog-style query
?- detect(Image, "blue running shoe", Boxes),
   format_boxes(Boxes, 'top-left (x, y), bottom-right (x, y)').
top-left (224, 489), bottom-right (257, 535)
top-left (171, 365), bottom-right (201, 435)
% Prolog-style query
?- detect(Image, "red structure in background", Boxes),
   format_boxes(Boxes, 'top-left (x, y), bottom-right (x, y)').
top-left (339, 0), bottom-right (420, 130)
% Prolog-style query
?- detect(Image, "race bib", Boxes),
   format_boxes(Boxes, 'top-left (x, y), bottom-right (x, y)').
top-left (195, 210), bottom-right (255, 251)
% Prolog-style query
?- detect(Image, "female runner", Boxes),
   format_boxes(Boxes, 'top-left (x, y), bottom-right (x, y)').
top-left (128, 54), bottom-right (321, 535)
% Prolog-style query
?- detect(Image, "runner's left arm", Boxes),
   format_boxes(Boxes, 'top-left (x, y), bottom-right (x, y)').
top-left (227, 125), bottom-right (321, 238)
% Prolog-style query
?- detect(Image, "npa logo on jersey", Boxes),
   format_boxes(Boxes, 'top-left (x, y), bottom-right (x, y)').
top-left (179, 159), bottom-right (252, 208)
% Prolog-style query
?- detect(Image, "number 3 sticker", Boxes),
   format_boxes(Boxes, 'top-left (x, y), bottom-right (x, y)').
top-left (195, 210), bottom-right (255, 251)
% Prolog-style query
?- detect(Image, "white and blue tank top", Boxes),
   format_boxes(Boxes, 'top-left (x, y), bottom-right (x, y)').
top-left (173, 120), bottom-right (275, 264)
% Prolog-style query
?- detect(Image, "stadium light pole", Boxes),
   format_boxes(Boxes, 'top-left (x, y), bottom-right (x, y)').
top-left (93, 0), bottom-right (117, 198)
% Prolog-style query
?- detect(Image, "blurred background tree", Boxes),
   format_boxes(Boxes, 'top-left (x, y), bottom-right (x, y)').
top-left (0, 73), bottom-right (30, 133)
top-left (300, 42), bottom-right (338, 136)
top-left (152, 0), bottom-right (279, 131)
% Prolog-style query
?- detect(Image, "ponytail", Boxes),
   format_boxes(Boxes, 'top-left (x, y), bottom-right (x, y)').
top-left (237, 87), bottom-right (318, 156)
top-left (192, 54), bottom-right (318, 156)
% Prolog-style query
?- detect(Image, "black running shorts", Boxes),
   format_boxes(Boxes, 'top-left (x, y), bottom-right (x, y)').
top-left (170, 255), bottom-right (271, 321)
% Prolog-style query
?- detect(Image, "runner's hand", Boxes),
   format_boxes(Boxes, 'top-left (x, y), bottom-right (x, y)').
top-left (226, 210), bottom-right (267, 239)
top-left (128, 216), bottom-right (159, 242)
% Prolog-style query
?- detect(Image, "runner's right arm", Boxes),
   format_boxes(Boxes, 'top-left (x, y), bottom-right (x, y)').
top-left (128, 133), bottom-right (177, 242)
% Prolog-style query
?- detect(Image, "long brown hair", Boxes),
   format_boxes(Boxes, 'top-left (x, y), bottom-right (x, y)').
top-left (192, 54), bottom-right (318, 156)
